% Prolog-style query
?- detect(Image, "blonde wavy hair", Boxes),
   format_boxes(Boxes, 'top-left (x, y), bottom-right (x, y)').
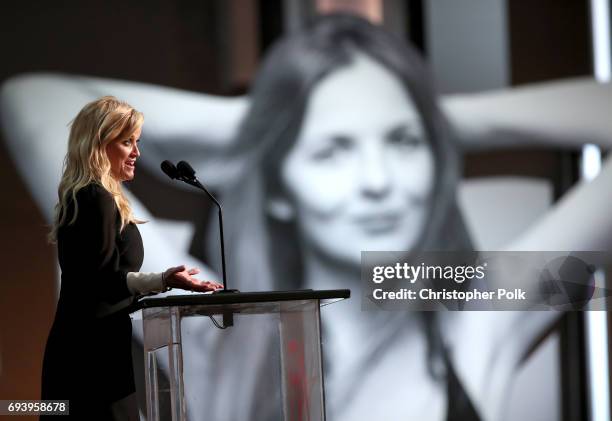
top-left (48, 96), bottom-right (144, 243)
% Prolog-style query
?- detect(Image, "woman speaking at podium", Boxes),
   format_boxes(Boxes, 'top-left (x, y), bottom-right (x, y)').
top-left (40, 96), bottom-right (222, 420)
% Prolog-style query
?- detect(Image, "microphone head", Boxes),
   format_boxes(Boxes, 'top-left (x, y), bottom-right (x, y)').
top-left (177, 161), bottom-right (196, 180)
top-left (160, 160), bottom-right (179, 180)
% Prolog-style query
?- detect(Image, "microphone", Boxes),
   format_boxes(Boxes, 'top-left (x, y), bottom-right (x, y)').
top-left (176, 161), bottom-right (196, 181)
top-left (160, 160), bottom-right (180, 180)
top-left (159, 160), bottom-right (235, 295)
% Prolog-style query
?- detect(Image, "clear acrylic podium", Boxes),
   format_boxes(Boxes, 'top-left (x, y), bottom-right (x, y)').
top-left (137, 289), bottom-right (349, 421)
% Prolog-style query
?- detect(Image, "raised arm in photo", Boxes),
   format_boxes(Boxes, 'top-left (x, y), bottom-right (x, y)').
top-left (0, 72), bottom-right (248, 217)
top-left (443, 77), bottom-right (612, 151)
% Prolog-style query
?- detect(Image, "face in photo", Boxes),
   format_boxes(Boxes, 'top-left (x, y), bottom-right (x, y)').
top-left (276, 53), bottom-right (435, 267)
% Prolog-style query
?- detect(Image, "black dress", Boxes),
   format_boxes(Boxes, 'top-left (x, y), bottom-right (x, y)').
top-left (41, 184), bottom-right (143, 419)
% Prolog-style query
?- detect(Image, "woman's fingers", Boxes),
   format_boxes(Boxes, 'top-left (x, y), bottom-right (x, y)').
top-left (192, 280), bottom-right (223, 291)
top-left (165, 265), bottom-right (186, 277)
top-left (165, 267), bottom-right (223, 292)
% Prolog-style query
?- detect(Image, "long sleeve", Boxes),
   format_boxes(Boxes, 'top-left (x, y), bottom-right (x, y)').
top-left (95, 272), bottom-right (166, 318)
top-left (126, 271), bottom-right (166, 294)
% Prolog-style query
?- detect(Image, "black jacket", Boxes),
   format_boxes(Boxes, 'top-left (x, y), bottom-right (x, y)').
top-left (41, 183), bottom-right (143, 417)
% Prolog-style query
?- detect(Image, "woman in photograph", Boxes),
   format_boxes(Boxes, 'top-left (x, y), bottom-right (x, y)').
top-left (207, 14), bottom-right (494, 420)
top-left (201, 14), bottom-right (612, 420)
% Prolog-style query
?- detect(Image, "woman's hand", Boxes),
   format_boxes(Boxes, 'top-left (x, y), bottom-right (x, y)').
top-left (163, 265), bottom-right (223, 293)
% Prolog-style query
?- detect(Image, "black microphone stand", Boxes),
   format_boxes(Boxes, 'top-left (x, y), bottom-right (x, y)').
top-left (160, 160), bottom-right (238, 327)
top-left (177, 175), bottom-right (235, 294)
top-left (168, 161), bottom-right (237, 328)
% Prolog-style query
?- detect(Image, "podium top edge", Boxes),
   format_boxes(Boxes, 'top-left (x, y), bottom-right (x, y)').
top-left (135, 289), bottom-right (351, 310)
